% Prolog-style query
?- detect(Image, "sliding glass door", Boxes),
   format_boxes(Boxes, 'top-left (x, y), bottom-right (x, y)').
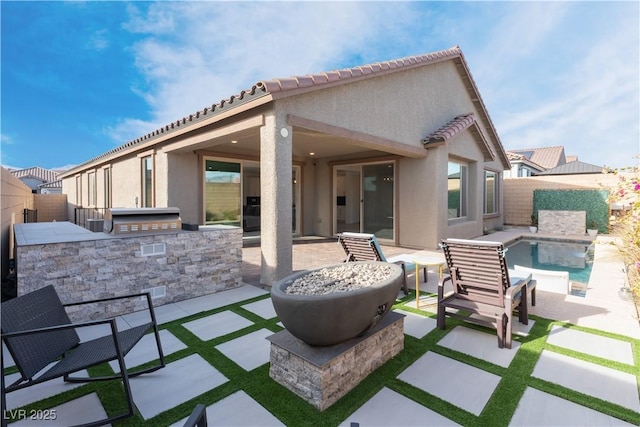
top-left (204, 157), bottom-right (300, 236)
top-left (334, 161), bottom-right (395, 241)
top-left (204, 160), bottom-right (241, 227)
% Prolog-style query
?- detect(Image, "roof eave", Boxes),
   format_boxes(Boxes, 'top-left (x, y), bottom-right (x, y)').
top-left (59, 93), bottom-right (274, 178)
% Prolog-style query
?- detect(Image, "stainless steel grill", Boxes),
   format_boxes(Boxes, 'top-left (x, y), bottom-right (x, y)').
top-left (103, 208), bottom-right (181, 235)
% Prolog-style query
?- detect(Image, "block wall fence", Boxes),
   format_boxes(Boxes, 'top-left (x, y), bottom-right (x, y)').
top-left (1, 167), bottom-right (34, 278)
top-left (503, 174), bottom-right (620, 226)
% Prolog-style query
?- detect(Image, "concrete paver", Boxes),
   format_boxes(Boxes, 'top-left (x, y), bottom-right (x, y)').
top-left (215, 328), bottom-right (273, 371)
top-left (182, 310), bottom-right (253, 341)
top-left (546, 325), bottom-right (635, 365)
top-left (532, 350), bottom-right (640, 412)
top-left (108, 329), bottom-right (186, 372)
top-left (339, 387), bottom-right (460, 427)
top-left (510, 387), bottom-right (637, 426)
top-left (393, 309), bottom-right (437, 339)
top-left (241, 297), bottom-right (278, 319)
top-left (437, 326), bottom-right (521, 368)
top-left (397, 351), bottom-right (502, 416)
top-left (10, 393), bottom-right (107, 427)
top-left (129, 354), bottom-right (228, 420)
top-left (169, 391), bottom-right (285, 427)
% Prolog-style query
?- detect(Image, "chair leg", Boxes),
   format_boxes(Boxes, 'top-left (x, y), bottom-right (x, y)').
top-left (423, 267), bottom-right (427, 283)
top-left (531, 287), bottom-right (536, 306)
top-left (519, 291), bottom-right (528, 325)
top-left (504, 312), bottom-right (512, 349)
top-left (437, 304), bottom-right (446, 330)
top-left (399, 263), bottom-right (409, 295)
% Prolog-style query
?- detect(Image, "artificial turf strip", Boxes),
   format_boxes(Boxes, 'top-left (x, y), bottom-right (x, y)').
top-left (3, 291), bottom-right (639, 426)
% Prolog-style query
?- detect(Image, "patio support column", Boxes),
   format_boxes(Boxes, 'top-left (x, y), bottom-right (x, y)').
top-left (260, 112), bottom-right (293, 285)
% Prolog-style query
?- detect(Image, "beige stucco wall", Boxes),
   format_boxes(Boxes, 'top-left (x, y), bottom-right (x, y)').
top-left (59, 57), bottom-right (509, 261)
top-left (1, 167), bottom-right (34, 277)
top-left (278, 61), bottom-right (507, 249)
top-left (504, 173), bottom-right (619, 226)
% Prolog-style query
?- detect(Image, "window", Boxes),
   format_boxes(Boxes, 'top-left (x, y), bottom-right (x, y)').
top-left (518, 166), bottom-right (531, 177)
top-left (447, 161), bottom-right (467, 219)
top-left (484, 170), bottom-right (498, 215)
top-left (141, 156), bottom-right (153, 207)
top-left (104, 168), bottom-right (112, 208)
top-left (88, 172), bottom-right (96, 207)
top-left (75, 175), bottom-right (82, 206)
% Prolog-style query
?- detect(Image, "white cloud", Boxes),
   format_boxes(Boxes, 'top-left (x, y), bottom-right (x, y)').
top-left (86, 29), bottom-right (109, 51)
top-left (109, 1), bottom-right (409, 142)
top-left (104, 1), bottom-right (638, 168)
top-left (104, 117), bottom-right (160, 146)
top-left (471, 2), bottom-right (639, 168)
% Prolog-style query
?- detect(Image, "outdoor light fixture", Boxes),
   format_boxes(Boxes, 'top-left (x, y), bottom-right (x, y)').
top-left (231, 140), bottom-right (238, 144)
top-left (309, 152), bottom-right (315, 156)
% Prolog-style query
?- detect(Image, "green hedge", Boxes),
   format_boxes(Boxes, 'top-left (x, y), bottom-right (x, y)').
top-left (533, 189), bottom-right (610, 233)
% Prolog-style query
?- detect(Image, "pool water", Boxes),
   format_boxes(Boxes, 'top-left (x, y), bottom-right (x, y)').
top-left (506, 239), bottom-right (594, 286)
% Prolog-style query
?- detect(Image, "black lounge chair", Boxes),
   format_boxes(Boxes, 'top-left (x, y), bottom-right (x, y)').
top-left (437, 239), bottom-right (536, 349)
top-left (1, 285), bottom-right (165, 427)
top-left (183, 404), bottom-right (208, 427)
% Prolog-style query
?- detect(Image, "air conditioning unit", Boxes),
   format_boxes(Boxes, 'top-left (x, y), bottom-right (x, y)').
top-left (87, 218), bottom-right (104, 232)
top-left (103, 207), bottom-right (181, 235)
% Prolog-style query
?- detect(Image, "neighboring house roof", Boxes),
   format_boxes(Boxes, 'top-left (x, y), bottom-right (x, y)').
top-left (61, 45), bottom-right (510, 177)
top-left (38, 179), bottom-right (62, 189)
top-left (508, 146), bottom-right (566, 169)
top-left (422, 113), bottom-right (495, 161)
top-left (506, 152), bottom-right (545, 172)
top-left (534, 160), bottom-right (603, 175)
top-left (10, 166), bottom-right (59, 183)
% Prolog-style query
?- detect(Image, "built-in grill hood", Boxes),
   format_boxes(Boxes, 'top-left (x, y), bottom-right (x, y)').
top-left (103, 207), bottom-right (181, 235)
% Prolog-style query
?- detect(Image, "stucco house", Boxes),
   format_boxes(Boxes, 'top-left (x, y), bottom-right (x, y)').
top-left (10, 166), bottom-right (62, 194)
top-left (59, 46), bottom-right (511, 285)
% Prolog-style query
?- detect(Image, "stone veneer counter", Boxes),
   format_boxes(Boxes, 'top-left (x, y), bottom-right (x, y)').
top-left (14, 222), bottom-right (242, 319)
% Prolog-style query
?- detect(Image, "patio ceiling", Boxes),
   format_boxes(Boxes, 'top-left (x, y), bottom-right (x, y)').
top-left (164, 118), bottom-right (425, 161)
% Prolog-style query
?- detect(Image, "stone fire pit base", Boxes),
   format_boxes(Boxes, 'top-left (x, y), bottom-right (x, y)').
top-left (266, 311), bottom-right (404, 411)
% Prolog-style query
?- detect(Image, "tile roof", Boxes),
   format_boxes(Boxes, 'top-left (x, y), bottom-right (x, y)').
top-left (63, 45), bottom-right (510, 174)
top-left (422, 113), bottom-right (495, 161)
top-left (422, 113), bottom-right (476, 144)
top-left (508, 146), bottom-right (566, 169)
top-left (38, 179), bottom-right (62, 189)
top-left (257, 46), bottom-right (463, 94)
top-left (10, 166), bottom-right (59, 183)
top-left (535, 160), bottom-right (603, 175)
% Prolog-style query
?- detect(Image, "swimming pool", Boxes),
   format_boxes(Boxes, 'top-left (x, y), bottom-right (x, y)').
top-left (506, 239), bottom-right (594, 285)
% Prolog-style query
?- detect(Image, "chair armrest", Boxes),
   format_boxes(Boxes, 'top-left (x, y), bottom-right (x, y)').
top-left (1, 318), bottom-right (118, 339)
top-left (63, 291), bottom-right (155, 312)
top-left (438, 275), bottom-right (452, 300)
top-left (505, 280), bottom-right (526, 301)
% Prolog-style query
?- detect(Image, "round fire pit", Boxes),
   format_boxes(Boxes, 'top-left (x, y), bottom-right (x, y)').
top-left (271, 261), bottom-right (404, 346)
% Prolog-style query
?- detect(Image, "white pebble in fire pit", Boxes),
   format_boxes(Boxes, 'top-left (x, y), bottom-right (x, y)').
top-left (285, 263), bottom-right (393, 295)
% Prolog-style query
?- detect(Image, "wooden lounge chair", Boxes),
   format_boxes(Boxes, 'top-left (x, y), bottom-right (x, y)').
top-left (337, 232), bottom-right (426, 295)
top-left (1, 285), bottom-right (165, 426)
top-left (437, 239), bottom-right (536, 349)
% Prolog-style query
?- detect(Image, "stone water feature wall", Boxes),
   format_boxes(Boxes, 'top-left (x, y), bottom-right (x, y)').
top-left (14, 224), bottom-right (242, 319)
top-left (538, 210), bottom-right (586, 236)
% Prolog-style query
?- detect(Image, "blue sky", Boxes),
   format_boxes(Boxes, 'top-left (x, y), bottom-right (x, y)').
top-left (1, 1), bottom-right (638, 171)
